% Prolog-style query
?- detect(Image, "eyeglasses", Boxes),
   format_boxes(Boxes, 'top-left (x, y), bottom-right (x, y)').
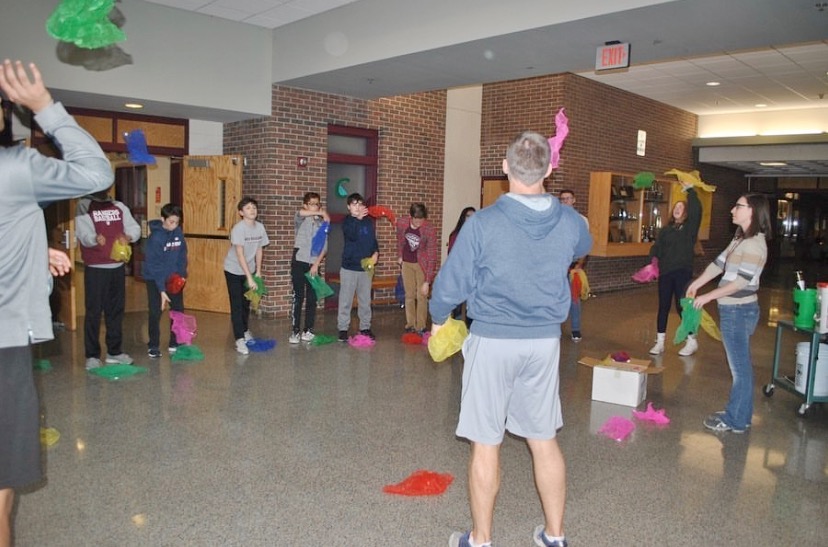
top-left (307, 202), bottom-right (320, 207)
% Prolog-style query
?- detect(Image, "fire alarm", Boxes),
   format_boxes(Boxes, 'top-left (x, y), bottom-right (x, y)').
top-left (297, 157), bottom-right (309, 168)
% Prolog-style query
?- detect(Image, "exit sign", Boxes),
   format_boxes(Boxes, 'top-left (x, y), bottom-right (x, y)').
top-left (595, 42), bottom-right (630, 71)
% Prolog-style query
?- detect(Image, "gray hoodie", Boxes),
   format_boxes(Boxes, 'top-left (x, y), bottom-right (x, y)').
top-left (430, 193), bottom-right (592, 339)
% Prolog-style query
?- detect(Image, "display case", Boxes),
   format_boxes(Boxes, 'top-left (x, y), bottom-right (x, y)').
top-left (588, 172), bottom-right (669, 257)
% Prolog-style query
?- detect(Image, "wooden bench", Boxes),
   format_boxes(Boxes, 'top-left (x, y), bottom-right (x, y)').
top-left (326, 273), bottom-right (400, 307)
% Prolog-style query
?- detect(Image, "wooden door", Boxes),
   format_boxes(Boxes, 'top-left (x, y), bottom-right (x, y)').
top-left (482, 177), bottom-right (508, 208)
top-left (182, 155), bottom-right (244, 313)
top-left (44, 199), bottom-right (78, 330)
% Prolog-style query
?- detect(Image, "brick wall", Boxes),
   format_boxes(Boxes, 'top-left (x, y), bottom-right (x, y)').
top-left (224, 86), bottom-right (445, 317)
top-left (480, 73), bottom-right (700, 294)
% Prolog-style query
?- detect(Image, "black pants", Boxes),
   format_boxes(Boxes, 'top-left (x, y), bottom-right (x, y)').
top-left (656, 267), bottom-right (692, 333)
top-left (84, 265), bottom-right (126, 358)
top-left (290, 249), bottom-right (317, 333)
top-left (146, 281), bottom-right (184, 350)
top-left (225, 270), bottom-right (251, 340)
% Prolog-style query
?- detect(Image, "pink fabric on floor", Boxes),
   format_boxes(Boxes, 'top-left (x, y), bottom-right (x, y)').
top-left (633, 402), bottom-right (671, 425)
top-left (598, 416), bottom-right (635, 442)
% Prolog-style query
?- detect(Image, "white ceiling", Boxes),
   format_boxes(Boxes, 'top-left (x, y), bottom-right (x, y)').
top-left (141, 0), bottom-right (362, 29)
top-left (135, 0), bottom-right (828, 176)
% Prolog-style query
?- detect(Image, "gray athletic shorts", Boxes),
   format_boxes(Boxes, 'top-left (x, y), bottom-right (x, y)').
top-left (0, 345), bottom-right (42, 489)
top-left (456, 334), bottom-right (563, 445)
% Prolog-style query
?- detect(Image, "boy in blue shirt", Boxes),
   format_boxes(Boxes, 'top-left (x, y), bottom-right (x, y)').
top-left (337, 193), bottom-right (378, 341)
top-left (143, 203), bottom-right (187, 358)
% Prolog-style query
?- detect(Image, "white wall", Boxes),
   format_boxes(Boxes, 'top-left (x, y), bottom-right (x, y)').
top-left (2, 0), bottom-right (272, 120)
top-left (442, 86), bottom-right (483, 262)
top-left (272, 0), bottom-right (672, 80)
top-left (188, 120), bottom-right (224, 155)
top-left (698, 108), bottom-right (828, 138)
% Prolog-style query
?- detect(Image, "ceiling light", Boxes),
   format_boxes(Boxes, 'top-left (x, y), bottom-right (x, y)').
top-left (705, 81), bottom-right (720, 86)
top-left (755, 103), bottom-right (767, 108)
top-left (124, 102), bottom-right (143, 109)
top-left (760, 162), bottom-right (787, 167)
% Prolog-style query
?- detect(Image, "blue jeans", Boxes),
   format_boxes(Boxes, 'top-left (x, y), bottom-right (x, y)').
top-left (718, 301), bottom-right (760, 429)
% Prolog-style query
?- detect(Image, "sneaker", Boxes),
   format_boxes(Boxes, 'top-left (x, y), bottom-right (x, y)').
top-left (148, 348), bottom-right (162, 359)
top-left (448, 531), bottom-right (473, 547)
top-left (243, 330), bottom-right (254, 342)
top-left (168, 346), bottom-right (178, 354)
top-left (359, 329), bottom-right (375, 340)
top-left (713, 410), bottom-right (751, 429)
top-left (235, 338), bottom-right (250, 355)
top-left (703, 413), bottom-right (746, 434)
top-left (289, 331), bottom-right (301, 344)
top-left (533, 525), bottom-right (568, 547)
top-left (571, 331), bottom-right (582, 343)
top-left (404, 326), bottom-right (417, 334)
top-left (300, 329), bottom-right (315, 342)
top-left (85, 357), bottom-right (102, 370)
top-left (338, 330), bottom-right (349, 342)
top-left (678, 334), bottom-right (698, 356)
top-left (105, 353), bottom-right (134, 365)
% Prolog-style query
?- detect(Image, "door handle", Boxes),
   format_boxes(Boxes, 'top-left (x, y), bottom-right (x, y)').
top-left (63, 229), bottom-right (71, 250)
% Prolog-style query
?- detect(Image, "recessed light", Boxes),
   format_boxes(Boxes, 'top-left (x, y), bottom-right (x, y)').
top-left (755, 103), bottom-right (767, 108)
top-left (705, 81), bottom-right (720, 86)
top-left (760, 162), bottom-right (787, 167)
top-left (124, 103), bottom-right (143, 109)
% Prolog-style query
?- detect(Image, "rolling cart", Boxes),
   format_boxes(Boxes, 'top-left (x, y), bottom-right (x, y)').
top-left (763, 320), bottom-right (828, 417)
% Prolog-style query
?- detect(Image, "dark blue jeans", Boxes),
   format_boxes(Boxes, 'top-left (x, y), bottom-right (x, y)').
top-left (719, 301), bottom-right (760, 430)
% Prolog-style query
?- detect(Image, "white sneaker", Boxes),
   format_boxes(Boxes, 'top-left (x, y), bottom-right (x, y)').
top-left (289, 331), bottom-right (300, 344)
top-left (678, 334), bottom-right (698, 356)
top-left (243, 330), bottom-right (254, 342)
top-left (300, 330), bottom-right (315, 342)
top-left (105, 353), bottom-right (134, 365)
top-left (85, 357), bottom-right (102, 370)
top-left (649, 333), bottom-right (666, 355)
top-left (235, 338), bottom-right (249, 355)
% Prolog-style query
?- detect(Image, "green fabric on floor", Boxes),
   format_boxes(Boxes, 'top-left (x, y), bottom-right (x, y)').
top-left (88, 364), bottom-right (148, 379)
top-left (171, 344), bottom-right (205, 361)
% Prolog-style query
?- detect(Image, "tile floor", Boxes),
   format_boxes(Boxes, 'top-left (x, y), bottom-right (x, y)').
top-left (13, 279), bottom-right (828, 546)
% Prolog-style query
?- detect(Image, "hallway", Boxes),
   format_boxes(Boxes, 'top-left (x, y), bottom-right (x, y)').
top-left (15, 283), bottom-right (828, 546)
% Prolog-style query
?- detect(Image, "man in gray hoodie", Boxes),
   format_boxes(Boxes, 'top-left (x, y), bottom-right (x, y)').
top-left (430, 131), bottom-right (591, 547)
top-left (0, 59), bottom-right (113, 547)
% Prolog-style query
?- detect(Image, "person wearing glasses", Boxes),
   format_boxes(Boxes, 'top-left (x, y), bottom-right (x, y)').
top-left (686, 194), bottom-right (771, 433)
top-left (558, 189), bottom-right (589, 342)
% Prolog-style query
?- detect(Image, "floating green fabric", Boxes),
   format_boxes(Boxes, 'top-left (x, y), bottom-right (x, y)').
top-left (171, 344), bottom-right (204, 361)
top-left (88, 364), bottom-right (147, 379)
top-left (46, 0), bottom-right (126, 49)
top-left (633, 171), bottom-right (656, 189)
top-left (310, 334), bottom-right (337, 346)
top-left (674, 297), bottom-right (701, 345)
top-left (304, 272), bottom-right (335, 299)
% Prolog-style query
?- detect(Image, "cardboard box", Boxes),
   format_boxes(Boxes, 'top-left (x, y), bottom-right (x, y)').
top-left (578, 355), bottom-right (663, 408)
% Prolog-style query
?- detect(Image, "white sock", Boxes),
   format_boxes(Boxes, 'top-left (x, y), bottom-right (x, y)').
top-left (544, 532), bottom-right (566, 543)
top-left (469, 534), bottom-right (492, 547)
